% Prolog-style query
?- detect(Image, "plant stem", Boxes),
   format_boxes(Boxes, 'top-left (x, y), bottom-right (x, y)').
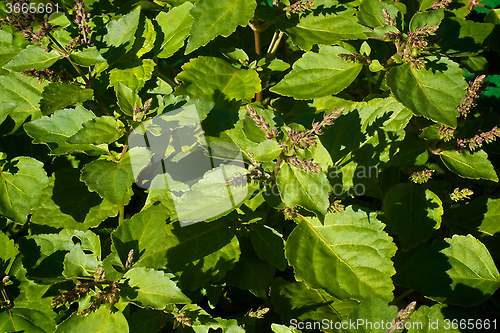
top-left (391, 289), bottom-right (414, 305)
top-left (118, 200), bottom-right (124, 226)
top-left (366, 66), bottom-right (373, 95)
top-left (268, 31), bottom-right (284, 58)
top-left (374, 70), bottom-right (386, 94)
top-left (252, 20), bottom-right (263, 102)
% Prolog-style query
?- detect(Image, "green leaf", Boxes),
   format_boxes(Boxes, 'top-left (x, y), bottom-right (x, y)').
top-left (128, 310), bottom-right (162, 333)
top-left (156, 2), bottom-right (194, 58)
top-left (81, 147), bottom-right (150, 205)
top-left (272, 324), bottom-right (302, 333)
top-left (23, 106), bottom-right (109, 155)
top-left (389, 132), bottom-right (429, 167)
top-left (115, 82), bottom-right (141, 116)
top-left (186, 0), bottom-right (257, 54)
top-left (0, 72), bottom-right (48, 131)
top-left (285, 207), bottom-right (397, 302)
top-left (4, 45), bottom-right (62, 71)
top-left (69, 47), bottom-right (106, 66)
top-left (320, 96), bottom-right (411, 191)
top-left (280, 6), bottom-right (369, 51)
top-left (122, 267), bottom-right (190, 308)
top-left (0, 230), bottom-right (18, 272)
top-left (225, 238), bottom-right (276, 299)
top-left (111, 205), bottom-right (170, 269)
top-left (271, 277), bottom-right (358, 326)
top-left (175, 56), bottom-right (261, 108)
top-left (0, 31), bottom-right (29, 74)
top-left (357, 0), bottom-right (401, 28)
top-left (169, 164), bottom-right (256, 223)
top-left (436, 17), bottom-right (495, 56)
top-left (387, 57), bottom-right (467, 128)
top-left (406, 303), bottom-right (479, 332)
top-left (30, 169), bottom-right (121, 230)
top-left (252, 140), bottom-right (282, 162)
top-left (340, 295), bottom-right (398, 333)
top-left (0, 300), bottom-right (56, 333)
top-left (440, 149), bottom-right (498, 181)
top-left (383, 184), bottom-right (443, 251)
top-left (163, 219), bottom-right (241, 290)
top-left (103, 6), bottom-right (141, 48)
top-left (0, 157), bottom-right (48, 224)
top-left (62, 244), bottom-right (99, 278)
top-left (40, 83), bottom-right (94, 116)
top-left (444, 196), bottom-right (500, 260)
top-left (19, 229), bottom-right (100, 283)
top-left (249, 225), bottom-right (287, 271)
top-left (409, 9), bottom-right (444, 32)
top-left (270, 45), bottom-right (363, 100)
top-left (109, 59), bottom-right (155, 92)
top-left (137, 17), bottom-right (156, 57)
top-left (277, 163), bottom-right (331, 217)
top-left (67, 116), bottom-right (123, 145)
top-left (54, 303), bottom-right (129, 333)
top-left (395, 234), bottom-right (500, 307)
top-left (0, 100), bottom-right (16, 126)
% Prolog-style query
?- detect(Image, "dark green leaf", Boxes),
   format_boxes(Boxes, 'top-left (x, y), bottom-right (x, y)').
top-left (40, 83), bottom-right (94, 116)
top-left (270, 46), bottom-right (363, 100)
top-left (387, 57), bottom-right (467, 128)
top-left (395, 234), bottom-right (500, 307)
top-left (0, 157), bottom-right (48, 224)
top-left (186, 0), bottom-right (257, 54)
top-left (285, 207), bottom-right (397, 302)
top-left (383, 184), bottom-right (443, 251)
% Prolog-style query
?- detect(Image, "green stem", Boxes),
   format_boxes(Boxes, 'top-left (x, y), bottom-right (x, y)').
top-left (366, 66), bottom-right (372, 95)
top-left (118, 200), bottom-right (124, 226)
top-left (391, 289), bottom-right (414, 305)
top-left (267, 31), bottom-right (284, 58)
top-left (373, 70), bottom-right (386, 94)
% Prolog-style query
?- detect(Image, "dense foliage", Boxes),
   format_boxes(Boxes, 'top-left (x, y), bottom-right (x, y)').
top-left (1, 0), bottom-right (500, 332)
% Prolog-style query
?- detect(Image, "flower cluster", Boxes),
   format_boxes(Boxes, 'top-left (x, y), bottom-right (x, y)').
top-left (288, 156), bottom-right (322, 173)
top-left (79, 282), bottom-right (120, 315)
top-left (337, 53), bottom-right (370, 64)
top-left (439, 125), bottom-right (455, 142)
top-left (382, 9), bottom-right (395, 27)
top-left (74, 0), bottom-right (92, 45)
top-left (457, 75), bottom-right (486, 117)
top-left (311, 108), bottom-right (343, 135)
top-left (248, 307), bottom-right (270, 319)
top-left (20, 68), bottom-right (73, 83)
top-left (402, 25), bottom-right (439, 69)
top-left (286, 129), bottom-right (317, 149)
top-left (226, 173), bottom-right (247, 187)
top-left (247, 105), bottom-right (278, 139)
top-left (450, 187), bottom-right (473, 202)
top-left (456, 126), bottom-right (500, 151)
top-left (283, 206), bottom-right (297, 220)
top-left (387, 301), bottom-right (417, 333)
top-left (284, 1), bottom-right (315, 17)
top-left (0, 1), bottom-right (34, 35)
top-left (281, 108), bottom-right (343, 154)
top-left (1, 276), bottom-right (10, 285)
top-left (409, 169), bottom-right (434, 184)
top-left (329, 200), bottom-right (345, 213)
top-left (133, 98), bottom-right (153, 122)
top-left (125, 249), bottom-right (134, 269)
top-left (432, 0), bottom-right (452, 9)
top-left (406, 26), bottom-right (439, 49)
top-left (51, 282), bottom-right (91, 307)
top-left (173, 310), bottom-right (192, 327)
